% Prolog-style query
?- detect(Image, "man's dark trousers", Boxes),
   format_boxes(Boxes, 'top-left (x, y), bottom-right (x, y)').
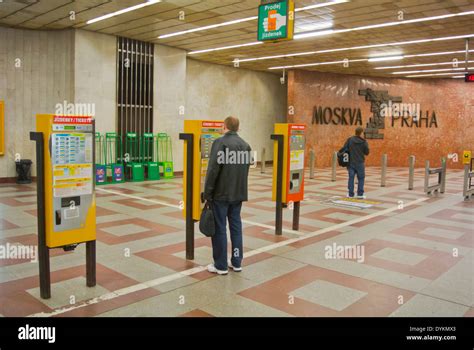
top-left (348, 162), bottom-right (365, 197)
top-left (211, 200), bottom-right (243, 271)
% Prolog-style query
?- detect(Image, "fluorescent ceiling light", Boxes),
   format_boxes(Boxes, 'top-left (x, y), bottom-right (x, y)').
top-left (295, 0), bottom-right (348, 12)
top-left (375, 60), bottom-right (474, 70)
top-left (393, 67), bottom-right (473, 75)
top-left (405, 49), bottom-right (474, 58)
top-left (159, 0), bottom-right (347, 39)
top-left (451, 75), bottom-right (467, 78)
top-left (267, 50), bottom-right (474, 71)
top-left (87, 0), bottom-right (161, 25)
top-left (368, 55), bottom-right (404, 62)
top-left (295, 22), bottom-right (333, 33)
top-left (159, 16), bottom-right (258, 39)
top-left (269, 59), bottom-right (368, 70)
top-left (294, 29), bottom-right (335, 39)
top-left (188, 41), bottom-right (263, 55)
top-left (406, 72), bottom-right (470, 78)
top-left (188, 10), bottom-right (474, 55)
top-left (234, 34), bottom-right (474, 63)
top-left (294, 10), bottom-right (474, 40)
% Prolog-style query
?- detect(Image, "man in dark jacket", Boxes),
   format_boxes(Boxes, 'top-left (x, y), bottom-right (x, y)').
top-left (339, 127), bottom-right (370, 199)
top-left (203, 116), bottom-right (252, 275)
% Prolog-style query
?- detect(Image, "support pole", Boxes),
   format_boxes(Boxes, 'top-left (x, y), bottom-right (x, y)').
top-left (408, 155), bottom-right (415, 190)
top-left (331, 151), bottom-right (337, 182)
top-left (381, 154), bottom-right (387, 187)
top-left (271, 134), bottom-right (284, 236)
top-left (440, 157), bottom-right (446, 194)
top-left (30, 131), bottom-right (51, 299)
top-left (463, 164), bottom-right (470, 200)
top-left (309, 149), bottom-right (315, 179)
top-left (292, 201), bottom-right (300, 231)
top-left (260, 147), bottom-right (266, 174)
top-left (424, 160), bottom-right (430, 194)
top-left (179, 133), bottom-right (195, 260)
top-left (86, 240), bottom-right (96, 287)
top-left (87, 119), bottom-right (97, 287)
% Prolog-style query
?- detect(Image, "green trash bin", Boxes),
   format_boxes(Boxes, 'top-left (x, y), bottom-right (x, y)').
top-left (141, 133), bottom-right (160, 181)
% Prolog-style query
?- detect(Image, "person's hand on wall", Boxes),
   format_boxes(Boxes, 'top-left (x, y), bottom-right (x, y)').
top-left (263, 13), bottom-right (286, 32)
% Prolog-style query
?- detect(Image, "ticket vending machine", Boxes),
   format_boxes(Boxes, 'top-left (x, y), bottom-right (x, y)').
top-left (180, 120), bottom-right (224, 259)
top-left (31, 114), bottom-right (96, 299)
top-left (271, 123), bottom-right (306, 234)
top-left (182, 120), bottom-right (224, 220)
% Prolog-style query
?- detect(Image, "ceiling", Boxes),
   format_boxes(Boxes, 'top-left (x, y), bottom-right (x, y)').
top-left (0, 0), bottom-right (473, 78)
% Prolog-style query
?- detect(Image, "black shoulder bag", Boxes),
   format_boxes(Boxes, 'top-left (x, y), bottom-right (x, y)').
top-left (199, 201), bottom-right (215, 237)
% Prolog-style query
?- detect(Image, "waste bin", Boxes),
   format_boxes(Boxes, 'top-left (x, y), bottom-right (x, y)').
top-left (15, 159), bottom-right (32, 184)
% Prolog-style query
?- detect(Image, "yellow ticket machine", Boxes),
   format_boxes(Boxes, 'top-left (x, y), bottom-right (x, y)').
top-left (31, 114), bottom-right (96, 299)
top-left (180, 120), bottom-right (224, 259)
top-left (271, 123), bottom-right (306, 235)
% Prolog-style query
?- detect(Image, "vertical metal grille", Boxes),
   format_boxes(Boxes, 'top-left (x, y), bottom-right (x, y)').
top-left (117, 37), bottom-right (154, 143)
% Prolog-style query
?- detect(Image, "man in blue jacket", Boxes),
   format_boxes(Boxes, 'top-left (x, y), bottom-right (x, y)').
top-left (203, 116), bottom-right (252, 275)
top-left (339, 127), bottom-right (370, 199)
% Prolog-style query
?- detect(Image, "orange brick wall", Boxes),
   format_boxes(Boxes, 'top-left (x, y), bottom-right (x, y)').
top-left (287, 70), bottom-right (474, 169)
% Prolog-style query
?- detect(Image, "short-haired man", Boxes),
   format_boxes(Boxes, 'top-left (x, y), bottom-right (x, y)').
top-left (339, 127), bottom-right (370, 199)
top-left (203, 116), bottom-right (252, 275)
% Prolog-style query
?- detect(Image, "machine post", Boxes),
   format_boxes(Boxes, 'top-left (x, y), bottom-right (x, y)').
top-left (271, 134), bottom-right (284, 236)
top-left (179, 133), bottom-right (195, 260)
top-left (30, 131), bottom-right (51, 299)
top-left (292, 201), bottom-right (300, 231)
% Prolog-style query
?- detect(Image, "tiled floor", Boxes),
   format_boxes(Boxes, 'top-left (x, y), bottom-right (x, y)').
top-left (0, 166), bottom-right (472, 317)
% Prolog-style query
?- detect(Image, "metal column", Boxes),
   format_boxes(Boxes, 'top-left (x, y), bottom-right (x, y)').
top-left (381, 154), bottom-right (387, 187)
top-left (179, 133), bottom-right (195, 260)
top-left (331, 151), bottom-right (337, 182)
top-left (271, 134), bottom-right (284, 236)
top-left (309, 149), bottom-right (315, 179)
top-left (408, 155), bottom-right (415, 190)
top-left (30, 131), bottom-right (51, 299)
top-left (292, 201), bottom-right (300, 231)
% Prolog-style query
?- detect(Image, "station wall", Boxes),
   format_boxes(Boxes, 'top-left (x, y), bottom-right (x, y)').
top-left (287, 70), bottom-right (474, 169)
top-left (0, 28), bottom-right (75, 179)
top-left (0, 28), bottom-right (286, 178)
top-left (154, 45), bottom-right (287, 172)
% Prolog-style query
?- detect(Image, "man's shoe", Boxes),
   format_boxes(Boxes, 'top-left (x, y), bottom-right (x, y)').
top-left (229, 264), bottom-right (242, 272)
top-left (356, 195), bottom-right (367, 199)
top-left (207, 264), bottom-right (228, 275)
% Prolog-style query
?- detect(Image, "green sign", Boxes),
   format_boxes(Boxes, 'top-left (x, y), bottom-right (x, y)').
top-left (257, 0), bottom-right (294, 42)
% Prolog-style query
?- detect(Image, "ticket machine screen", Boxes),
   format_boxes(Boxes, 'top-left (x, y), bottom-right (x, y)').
top-left (289, 132), bottom-right (305, 194)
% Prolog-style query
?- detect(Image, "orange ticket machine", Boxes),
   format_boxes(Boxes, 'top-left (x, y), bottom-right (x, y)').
top-left (271, 123), bottom-right (306, 235)
top-left (180, 120), bottom-right (224, 259)
top-left (31, 114), bottom-right (96, 299)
